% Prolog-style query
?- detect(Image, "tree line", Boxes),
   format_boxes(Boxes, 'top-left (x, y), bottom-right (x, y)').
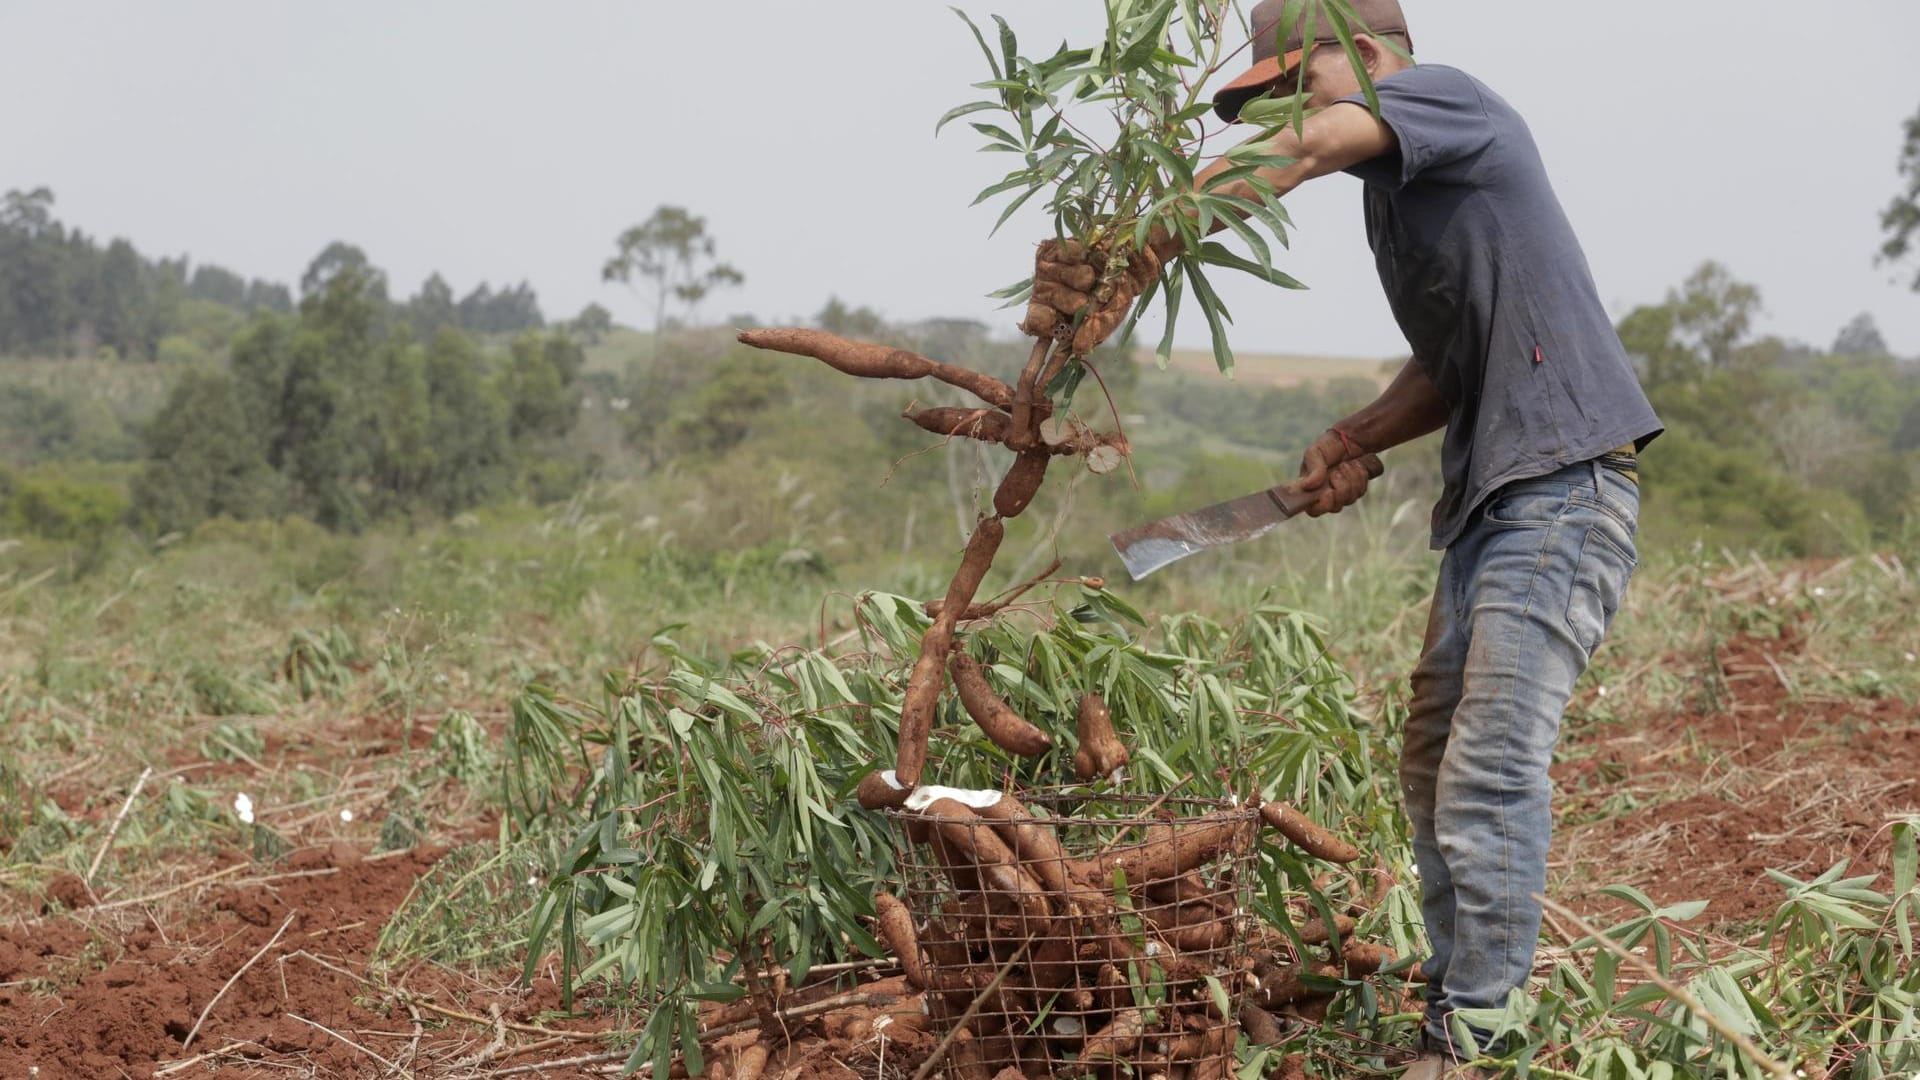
top-left (0, 187), bottom-right (549, 363)
top-left (135, 261), bottom-right (586, 535)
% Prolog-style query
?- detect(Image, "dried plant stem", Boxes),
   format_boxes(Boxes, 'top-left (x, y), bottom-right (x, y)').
top-left (182, 910), bottom-right (298, 1051)
top-left (695, 990), bottom-right (898, 1043)
top-left (286, 1013), bottom-right (402, 1073)
top-left (86, 765), bottom-right (153, 885)
top-left (152, 1040), bottom-right (259, 1077)
top-left (494, 1049), bottom-right (630, 1077)
top-left (90, 863), bottom-right (248, 913)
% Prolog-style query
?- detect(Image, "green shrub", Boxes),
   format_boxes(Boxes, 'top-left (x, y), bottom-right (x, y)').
top-left (3, 465), bottom-right (130, 541)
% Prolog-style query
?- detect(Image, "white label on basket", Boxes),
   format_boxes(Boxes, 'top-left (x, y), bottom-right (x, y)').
top-left (903, 786), bottom-right (1005, 812)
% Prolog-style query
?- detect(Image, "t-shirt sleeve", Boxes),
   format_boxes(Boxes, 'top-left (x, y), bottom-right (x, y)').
top-left (1340, 65), bottom-right (1494, 190)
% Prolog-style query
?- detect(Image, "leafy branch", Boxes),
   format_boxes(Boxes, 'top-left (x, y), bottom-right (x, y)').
top-left (943, 0), bottom-right (1387, 374)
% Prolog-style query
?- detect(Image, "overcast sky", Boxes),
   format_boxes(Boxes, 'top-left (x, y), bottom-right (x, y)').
top-left (6, 1), bottom-right (1918, 360)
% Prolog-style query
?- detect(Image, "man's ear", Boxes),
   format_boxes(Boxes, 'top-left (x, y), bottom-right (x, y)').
top-left (1354, 33), bottom-right (1384, 76)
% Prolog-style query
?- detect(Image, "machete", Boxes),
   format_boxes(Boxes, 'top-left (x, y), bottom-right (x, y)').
top-left (1109, 453), bottom-right (1385, 580)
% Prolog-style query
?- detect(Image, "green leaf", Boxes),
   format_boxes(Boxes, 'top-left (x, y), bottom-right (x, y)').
top-left (988, 275), bottom-right (1034, 300)
top-left (1599, 883), bottom-right (1661, 914)
top-left (951, 7), bottom-right (1002, 80)
top-left (1177, 0), bottom-right (1205, 56)
top-left (1210, 204), bottom-right (1274, 274)
top-left (1155, 261), bottom-right (1184, 365)
top-left (990, 183), bottom-right (1043, 236)
top-left (992, 14), bottom-right (1018, 77)
top-left (934, 100), bottom-right (998, 135)
top-left (1651, 898), bottom-right (1711, 922)
top-left (1322, 3), bottom-right (1381, 117)
top-left (1110, 276), bottom-right (1160, 357)
top-left (1894, 819), bottom-right (1916, 897)
top-left (1184, 261), bottom-right (1235, 375)
top-left (970, 121), bottom-right (1023, 148)
top-left (971, 173), bottom-right (1036, 207)
top-left (1248, 90), bottom-right (1316, 128)
top-left (1196, 242), bottom-right (1306, 289)
top-left (1138, 139), bottom-right (1195, 190)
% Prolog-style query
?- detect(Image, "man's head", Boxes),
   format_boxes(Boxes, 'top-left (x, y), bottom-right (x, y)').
top-left (1213, 0), bottom-right (1415, 122)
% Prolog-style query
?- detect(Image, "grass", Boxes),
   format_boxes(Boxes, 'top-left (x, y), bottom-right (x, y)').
top-left (0, 457), bottom-right (1916, 1074)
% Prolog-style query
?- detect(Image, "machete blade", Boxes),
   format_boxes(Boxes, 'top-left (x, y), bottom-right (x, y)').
top-left (1109, 484), bottom-right (1318, 581)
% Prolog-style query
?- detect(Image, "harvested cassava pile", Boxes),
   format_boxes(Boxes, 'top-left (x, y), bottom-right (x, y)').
top-left (891, 791), bottom-right (1259, 1079)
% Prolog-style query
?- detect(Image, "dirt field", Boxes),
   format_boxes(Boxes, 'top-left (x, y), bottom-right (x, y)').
top-left (1553, 628), bottom-right (1919, 929)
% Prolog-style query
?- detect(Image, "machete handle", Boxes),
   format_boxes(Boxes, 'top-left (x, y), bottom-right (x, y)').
top-left (1273, 452), bottom-right (1387, 514)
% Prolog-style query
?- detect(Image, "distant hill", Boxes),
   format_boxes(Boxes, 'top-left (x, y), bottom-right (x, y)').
top-left (1152, 348), bottom-right (1399, 390)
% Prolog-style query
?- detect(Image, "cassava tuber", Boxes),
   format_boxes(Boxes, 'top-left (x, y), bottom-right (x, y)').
top-left (1071, 692), bottom-right (1129, 781)
top-left (873, 892), bottom-right (929, 991)
top-left (1259, 800), bottom-right (1362, 864)
top-left (950, 653), bottom-right (1052, 758)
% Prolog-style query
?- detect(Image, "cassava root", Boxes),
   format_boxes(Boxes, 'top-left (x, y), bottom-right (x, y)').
top-left (1259, 800), bottom-right (1362, 864)
top-left (1071, 693), bottom-right (1129, 781)
top-left (950, 653), bottom-right (1052, 758)
top-left (738, 328), bottom-right (1013, 410)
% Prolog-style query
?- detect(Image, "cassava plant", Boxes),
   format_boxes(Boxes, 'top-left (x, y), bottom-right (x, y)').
top-left (510, 599), bottom-right (1417, 1078)
top-left (721, 7), bottom-right (1408, 1076)
top-left (740, 0), bottom-right (1390, 793)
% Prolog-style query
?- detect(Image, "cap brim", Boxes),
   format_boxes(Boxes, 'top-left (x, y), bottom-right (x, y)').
top-left (1211, 50), bottom-right (1304, 123)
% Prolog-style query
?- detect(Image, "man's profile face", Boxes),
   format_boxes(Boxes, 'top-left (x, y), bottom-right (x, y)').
top-left (1272, 35), bottom-right (1385, 111)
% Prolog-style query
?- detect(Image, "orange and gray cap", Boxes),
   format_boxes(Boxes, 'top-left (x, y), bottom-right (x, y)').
top-left (1213, 0), bottom-right (1413, 123)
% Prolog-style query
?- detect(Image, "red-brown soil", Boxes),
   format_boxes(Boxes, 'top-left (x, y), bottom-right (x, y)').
top-left (1552, 630), bottom-right (1920, 930)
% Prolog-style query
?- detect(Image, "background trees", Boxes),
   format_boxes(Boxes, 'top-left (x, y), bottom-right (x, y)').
top-left (601, 205), bottom-right (744, 346)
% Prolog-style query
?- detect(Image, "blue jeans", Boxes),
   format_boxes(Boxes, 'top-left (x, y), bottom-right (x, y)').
top-left (1403, 458), bottom-right (1640, 1053)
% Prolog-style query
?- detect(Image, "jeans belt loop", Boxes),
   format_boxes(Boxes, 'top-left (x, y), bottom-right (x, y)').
top-left (1590, 456), bottom-right (1603, 493)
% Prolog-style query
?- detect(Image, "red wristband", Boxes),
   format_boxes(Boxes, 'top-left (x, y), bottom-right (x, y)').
top-left (1330, 425), bottom-right (1366, 458)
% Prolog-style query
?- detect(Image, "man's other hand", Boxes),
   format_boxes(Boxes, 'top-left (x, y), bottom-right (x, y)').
top-left (1294, 429), bottom-right (1386, 517)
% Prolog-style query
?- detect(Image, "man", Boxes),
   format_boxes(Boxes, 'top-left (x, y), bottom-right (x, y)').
top-left (1026, 2), bottom-right (1662, 1075)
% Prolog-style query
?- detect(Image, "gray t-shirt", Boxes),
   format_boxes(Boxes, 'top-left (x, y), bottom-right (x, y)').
top-left (1341, 64), bottom-right (1662, 549)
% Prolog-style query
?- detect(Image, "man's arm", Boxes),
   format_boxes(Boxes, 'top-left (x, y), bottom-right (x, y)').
top-left (1194, 102), bottom-right (1398, 218)
top-left (1295, 357), bottom-right (1448, 517)
top-left (1026, 103), bottom-right (1398, 349)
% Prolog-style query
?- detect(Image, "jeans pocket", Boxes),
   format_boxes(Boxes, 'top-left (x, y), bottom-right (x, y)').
top-left (1482, 486), bottom-right (1567, 528)
top-left (1565, 525), bottom-right (1636, 657)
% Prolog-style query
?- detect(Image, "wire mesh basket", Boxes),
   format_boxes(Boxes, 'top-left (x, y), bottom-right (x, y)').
top-left (890, 791), bottom-right (1260, 1080)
